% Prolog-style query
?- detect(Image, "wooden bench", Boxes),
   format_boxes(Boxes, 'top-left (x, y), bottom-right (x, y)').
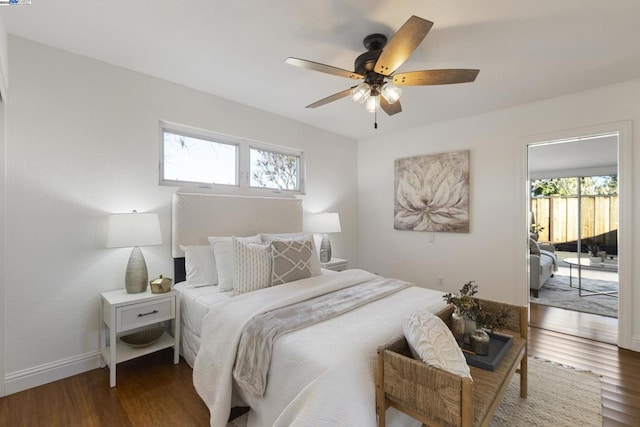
top-left (376, 300), bottom-right (528, 427)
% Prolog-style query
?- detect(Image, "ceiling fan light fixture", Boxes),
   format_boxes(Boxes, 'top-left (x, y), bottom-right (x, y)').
top-left (365, 94), bottom-right (380, 113)
top-left (351, 83), bottom-right (371, 103)
top-left (381, 82), bottom-right (402, 104)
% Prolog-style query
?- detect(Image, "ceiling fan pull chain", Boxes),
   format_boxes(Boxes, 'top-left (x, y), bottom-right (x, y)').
top-left (374, 110), bottom-right (378, 129)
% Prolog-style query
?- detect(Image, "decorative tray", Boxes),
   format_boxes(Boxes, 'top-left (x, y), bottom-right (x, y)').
top-left (463, 332), bottom-right (513, 371)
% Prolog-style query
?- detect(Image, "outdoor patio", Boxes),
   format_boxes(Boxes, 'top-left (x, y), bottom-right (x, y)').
top-left (531, 250), bottom-right (619, 318)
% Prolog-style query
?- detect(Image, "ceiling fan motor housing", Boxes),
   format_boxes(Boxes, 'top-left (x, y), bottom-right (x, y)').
top-left (355, 33), bottom-right (388, 81)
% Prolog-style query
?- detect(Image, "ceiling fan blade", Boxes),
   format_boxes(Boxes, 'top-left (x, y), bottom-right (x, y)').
top-left (393, 69), bottom-right (479, 86)
top-left (306, 87), bottom-right (355, 108)
top-left (374, 16), bottom-right (433, 76)
top-left (380, 97), bottom-right (402, 116)
top-left (285, 57), bottom-right (363, 80)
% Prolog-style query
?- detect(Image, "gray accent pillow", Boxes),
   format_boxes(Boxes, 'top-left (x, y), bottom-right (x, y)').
top-left (271, 238), bottom-right (316, 285)
top-left (529, 238), bottom-right (541, 256)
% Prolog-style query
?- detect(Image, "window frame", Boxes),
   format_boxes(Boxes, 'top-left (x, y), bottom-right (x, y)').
top-left (159, 122), bottom-right (305, 195)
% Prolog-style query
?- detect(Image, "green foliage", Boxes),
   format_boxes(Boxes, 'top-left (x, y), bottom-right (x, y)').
top-left (443, 281), bottom-right (479, 319)
top-left (530, 223), bottom-right (544, 233)
top-left (251, 150), bottom-right (298, 190)
top-left (443, 281), bottom-right (508, 330)
top-left (531, 175), bottom-right (618, 197)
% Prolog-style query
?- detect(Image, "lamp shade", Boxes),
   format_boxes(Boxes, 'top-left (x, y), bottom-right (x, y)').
top-left (305, 212), bottom-right (341, 234)
top-left (107, 212), bottom-right (162, 248)
top-left (351, 83), bottom-right (371, 104)
top-left (381, 82), bottom-right (402, 104)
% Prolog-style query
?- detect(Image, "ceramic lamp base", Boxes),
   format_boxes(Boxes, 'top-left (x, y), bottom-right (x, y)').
top-left (125, 246), bottom-right (149, 293)
top-left (320, 233), bottom-right (332, 263)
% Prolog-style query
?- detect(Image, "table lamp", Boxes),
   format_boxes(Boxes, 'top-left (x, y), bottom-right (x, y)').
top-left (107, 211), bottom-right (162, 293)
top-left (306, 212), bottom-right (341, 262)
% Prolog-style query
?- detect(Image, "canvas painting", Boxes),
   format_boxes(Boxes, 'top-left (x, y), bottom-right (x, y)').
top-left (394, 149), bottom-right (470, 233)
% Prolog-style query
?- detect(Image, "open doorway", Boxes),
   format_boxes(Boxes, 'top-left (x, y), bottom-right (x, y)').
top-left (527, 133), bottom-right (619, 344)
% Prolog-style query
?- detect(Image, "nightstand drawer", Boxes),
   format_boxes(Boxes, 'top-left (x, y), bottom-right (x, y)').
top-left (116, 298), bottom-right (175, 332)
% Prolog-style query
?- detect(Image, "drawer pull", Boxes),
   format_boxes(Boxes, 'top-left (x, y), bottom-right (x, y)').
top-left (137, 309), bottom-right (159, 317)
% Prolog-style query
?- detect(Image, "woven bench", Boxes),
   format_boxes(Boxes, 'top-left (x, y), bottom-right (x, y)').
top-left (376, 300), bottom-right (528, 427)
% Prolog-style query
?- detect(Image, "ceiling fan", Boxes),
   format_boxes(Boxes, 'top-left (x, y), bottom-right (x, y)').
top-left (284, 15), bottom-right (479, 127)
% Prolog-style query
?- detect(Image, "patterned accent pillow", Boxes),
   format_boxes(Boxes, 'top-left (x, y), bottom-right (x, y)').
top-left (208, 235), bottom-right (261, 292)
top-left (261, 232), bottom-right (322, 276)
top-left (403, 309), bottom-right (471, 379)
top-left (271, 238), bottom-right (316, 285)
top-left (232, 237), bottom-right (272, 296)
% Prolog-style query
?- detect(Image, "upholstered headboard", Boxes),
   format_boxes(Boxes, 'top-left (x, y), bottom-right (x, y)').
top-left (172, 192), bottom-right (303, 282)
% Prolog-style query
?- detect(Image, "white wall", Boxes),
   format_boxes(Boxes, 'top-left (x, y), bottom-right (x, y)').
top-left (0, 15), bottom-right (7, 397)
top-left (0, 15), bottom-right (7, 99)
top-left (4, 36), bottom-right (357, 393)
top-left (357, 78), bottom-right (640, 350)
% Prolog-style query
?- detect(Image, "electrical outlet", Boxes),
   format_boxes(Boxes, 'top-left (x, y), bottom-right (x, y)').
top-left (437, 276), bottom-right (444, 287)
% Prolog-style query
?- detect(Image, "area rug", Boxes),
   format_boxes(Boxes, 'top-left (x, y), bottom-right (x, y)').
top-left (531, 274), bottom-right (618, 318)
top-left (227, 357), bottom-right (602, 427)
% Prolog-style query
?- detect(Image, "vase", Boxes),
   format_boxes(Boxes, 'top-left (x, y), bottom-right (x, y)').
top-left (451, 309), bottom-right (466, 341)
top-left (469, 329), bottom-right (491, 355)
top-left (463, 317), bottom-right (476, 345)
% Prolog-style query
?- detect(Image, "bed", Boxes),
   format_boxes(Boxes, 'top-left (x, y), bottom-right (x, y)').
top-left (171, 193), bottom-right (447, 427)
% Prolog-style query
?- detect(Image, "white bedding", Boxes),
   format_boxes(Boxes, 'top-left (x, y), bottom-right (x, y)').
top-left (174, 283), bottom-right (232, 366)
top-left (193, 269), bottom-right (447, 427)
top-left (175, 270), bottom-right (339, 366)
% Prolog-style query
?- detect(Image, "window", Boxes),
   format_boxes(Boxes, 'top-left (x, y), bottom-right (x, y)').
top-left (160, 123), bottom-right (304, 194)
top-left (162, 129), bottom-right (237, 186)
top-left (250, 147), bottom-right (300, 191)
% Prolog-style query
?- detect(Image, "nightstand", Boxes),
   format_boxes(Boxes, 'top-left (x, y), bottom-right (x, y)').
top-left (99, 288), bottom-right (180, 387)
top-left (320, 258), bottom-right (348, 272)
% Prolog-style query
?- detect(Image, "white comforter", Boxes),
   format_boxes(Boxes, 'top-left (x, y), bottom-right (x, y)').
top-left (193, 269), bottom-right (447, 427)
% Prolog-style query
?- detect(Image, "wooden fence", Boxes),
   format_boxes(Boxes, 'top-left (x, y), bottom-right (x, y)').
top-left (531, 195), bottom-right (618, 250)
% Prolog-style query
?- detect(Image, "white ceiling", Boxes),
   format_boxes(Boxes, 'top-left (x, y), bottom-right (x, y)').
top-left (3, 1), bottom-right (640, 140)
top-left (529, 135), bottom-right (618, 178)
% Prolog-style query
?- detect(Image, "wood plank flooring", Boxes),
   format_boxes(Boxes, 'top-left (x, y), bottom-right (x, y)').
top-left (0, 304), bottom-right (638, 426)
top-left (530, 303), bottom-right (640, 426)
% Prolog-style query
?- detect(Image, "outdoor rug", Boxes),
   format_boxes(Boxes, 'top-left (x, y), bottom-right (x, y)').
top-left (227, 357), bottom-right (602, 427)
top-left (531, 274), bottom-right (618, 318)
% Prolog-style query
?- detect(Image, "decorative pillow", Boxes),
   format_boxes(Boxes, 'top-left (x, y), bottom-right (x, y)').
top-left (529, 238), bottom-right (541, 256)
top-left (260, 232), bottom-right (309, 243)
top-left (261, 232), bottom-right (321, 276)
top-left (403, 309), bottom-right (471, 379)
top-left (271, 238), bottom-right (316, 285)
top-left (232, 237), bottom-right (272, 296)
top-left (208, 235), bottom-right (261, 292)
top-left (180, 245), bottom-right (217, 286)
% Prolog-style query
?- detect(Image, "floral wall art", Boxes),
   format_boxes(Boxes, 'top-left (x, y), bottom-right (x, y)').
top-left (394, 150), bottom-right (470, 233)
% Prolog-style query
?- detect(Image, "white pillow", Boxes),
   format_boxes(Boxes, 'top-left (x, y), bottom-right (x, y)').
top-left (403, 309), bottom-right (471, 379)
top-left (260, 232), bottom-right (321, 276)
top-left (232, 237), bottom-right (272, 296)
top-left (180, 245), bottom-right (217, 286)
top-left (260, 232), bottom-right (309, 243)
top-left (208, 235), bottom-right (261, 292)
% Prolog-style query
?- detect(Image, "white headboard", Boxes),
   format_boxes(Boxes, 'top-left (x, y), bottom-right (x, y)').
top-left (171, 192), bottom-right (303, 258)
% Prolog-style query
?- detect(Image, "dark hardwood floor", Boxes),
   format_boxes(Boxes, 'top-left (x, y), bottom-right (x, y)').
top-left (530, 303), bottom-right (640, 426)
top-left (0, 304), bottom-right (638, 426)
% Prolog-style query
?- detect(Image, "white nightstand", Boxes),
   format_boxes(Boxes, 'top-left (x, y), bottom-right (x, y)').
top-left (99, 288), bottom-right (180, 387)
top-left (320, 258), bottom-right (348, 272)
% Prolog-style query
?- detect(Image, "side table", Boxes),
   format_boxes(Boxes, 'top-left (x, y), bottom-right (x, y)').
top-left (320, 258), bottom-right (348, 272)
top-left (99, 288), bottom-right (180, 387)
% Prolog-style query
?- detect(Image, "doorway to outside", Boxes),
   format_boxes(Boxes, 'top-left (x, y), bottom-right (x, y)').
top-left (527, 133), bottom-right (619, 344)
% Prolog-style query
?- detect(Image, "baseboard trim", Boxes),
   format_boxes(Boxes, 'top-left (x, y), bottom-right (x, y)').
top-left (4, 350), bottom-right (102, 395)
top-left (628, 335), bottom-right (640, 353)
